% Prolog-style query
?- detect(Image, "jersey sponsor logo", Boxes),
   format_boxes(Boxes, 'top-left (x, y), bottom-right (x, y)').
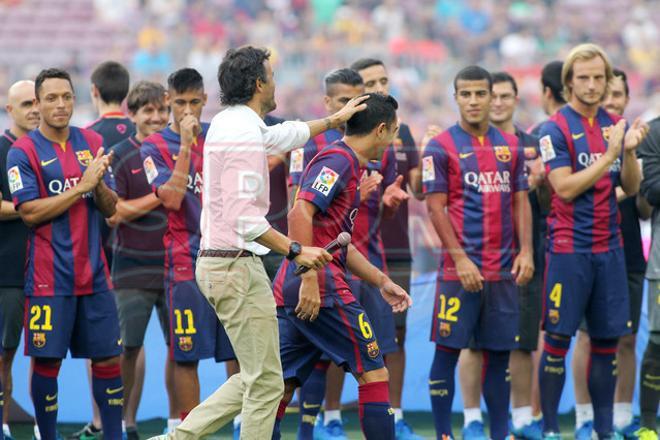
top-left (459, 152), bottom-right (474, 159)
top-left (540, 135), bottom-right (556, 163)
top-left (494, 146), bottom-right (512, 162)
top-left (311, 166), bottom-right (339, 196)
top-left (7, 166), bottom-right (23, 193)
top-left (366, 340), bottom-right (380, 359)
top-left (571, 132), bottom-right (585, 141)
top-left (290, 148), bottom-right (304, 173)
top-left (577, 152), bottom-right (621, 172)
top-left (422, 156), bottom-right (435, 182)
top-left (40, 158), bottom-right (57, 167)
top-left (32, 332), bottom-right (46, 348)
top-left (143, 156), bottom-right (158, 184)
top-left (187, 172), bottom-right (203, 194)
top-left (76, 150), bottom-right (93, 167)
top-left (464, 170), bottom-right (511, 193)
top-left (48, 177), bottom-right (92, 198)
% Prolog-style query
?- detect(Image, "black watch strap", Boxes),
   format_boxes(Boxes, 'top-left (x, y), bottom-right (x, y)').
top-left (287, 241), bottom-right (302, 261)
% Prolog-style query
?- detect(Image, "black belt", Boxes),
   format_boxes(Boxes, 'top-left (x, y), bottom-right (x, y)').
top-left (198, 249), bottom-right (255, 258)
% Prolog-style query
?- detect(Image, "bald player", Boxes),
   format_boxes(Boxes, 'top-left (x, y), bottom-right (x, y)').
top-left (0, 81), bottom-right (39, 440)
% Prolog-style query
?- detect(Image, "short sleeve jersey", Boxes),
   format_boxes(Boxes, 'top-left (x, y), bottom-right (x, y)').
top-left (288, 128), bottom-right (343, 187)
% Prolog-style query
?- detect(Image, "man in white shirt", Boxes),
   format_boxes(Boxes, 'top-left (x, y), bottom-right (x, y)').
top-left (157, 46), bottom-right (368, 440)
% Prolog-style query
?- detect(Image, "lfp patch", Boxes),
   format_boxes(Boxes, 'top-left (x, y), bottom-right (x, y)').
top-left (143, 156), bottom-right (159, 184)
top-left (422, 156), bottom-right (435, 182)
top-left (290, 148), bottom-right (304, 173)
top-left (311, 166), bottom-right (339, 196)
top-left (8, 166), bottom-right (23, 193)
top-left (540, 135), bottom-right (556, 163)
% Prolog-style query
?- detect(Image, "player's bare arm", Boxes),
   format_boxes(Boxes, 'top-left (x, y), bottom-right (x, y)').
top-left (547, 120), bottom-right (628, 203)
top-left (382, 174), bottom-right (409, 218)
top-left (306, 95), bottom-right (368, 138)
top-left (0, 190), bottom-right (20, 220)
top-left (93, 180), bottom-right (117, 218)
top-left (346, 243), bottom-right (411, 313)
top-left (18, 147), bottom-right (111, 227)
top-left (619, 117), bottom-right (648, 196)
top-left (157, 114), bottom-right (196, 211)
top-left (426, 192), bottom-right (484, 292)
top-left (108, 193), bottom-right (162, 226)
top-left (511, 190), bottom-right (534, 286)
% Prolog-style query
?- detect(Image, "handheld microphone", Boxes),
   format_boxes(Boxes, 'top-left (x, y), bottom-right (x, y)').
top-left (294, 232), bottom-right (351, 276)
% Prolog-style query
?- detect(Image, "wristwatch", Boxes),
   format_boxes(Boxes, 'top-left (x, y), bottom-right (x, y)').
top-left (287, 241), bottom-right (302, 261)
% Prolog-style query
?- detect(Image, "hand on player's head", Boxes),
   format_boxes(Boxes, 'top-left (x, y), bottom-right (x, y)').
top-left (333, 94), bottom-right (369, 124)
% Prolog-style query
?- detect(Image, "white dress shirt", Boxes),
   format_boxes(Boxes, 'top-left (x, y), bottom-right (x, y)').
top-left (201, 105), bottom-right (310, 255)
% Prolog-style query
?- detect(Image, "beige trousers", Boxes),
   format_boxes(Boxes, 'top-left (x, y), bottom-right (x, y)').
top-left (170, 255), bottom-right (284, 440)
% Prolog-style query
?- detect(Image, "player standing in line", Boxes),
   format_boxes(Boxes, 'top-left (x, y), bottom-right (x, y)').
top-left (105, 81), bottom-right (175, 440)
top-left (0, 80), bottom-right (39, 440)
top-left (71, 59), bottom-right (135, 440)
top-left (537, 43), bottom-right (648, 440)
top-left (423, 66), bottom-right (533, 440)
top-left (457, 71), bottom-right (545, 440)
top-left (637, 116), bottom-right (660, 440)
top-left (570, 68), bottom-right (646, 440)
top-left (7, 68), bottom-right (123, 440)
top-left (138, 68), bottom-right (237, 431)
top-left (271, 92), bottom-right (411, 440)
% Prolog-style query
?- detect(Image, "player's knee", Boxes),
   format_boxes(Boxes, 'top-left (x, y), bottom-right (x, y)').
top-left (359, 366), bottom-right (389, 384)
top-left (33, 358), bottom-right (62, 378)
top-left (174, 360), bottom-right (198, 371)
top-left (91, 356), bottom-right (121, 367)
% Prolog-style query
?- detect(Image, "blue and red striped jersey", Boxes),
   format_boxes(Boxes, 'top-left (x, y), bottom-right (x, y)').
top-left (7, 128), bottom-right (113, 296)
top-left (350, 145), bottom-right (397, 276)
top-left (422, 123), bottom-right (528, 281)
top-left (541, 105), bottom-right (624, 254)
top-left (139, 124), bottom-right (208, 282)
top-left (288, 128), bottom-right (342, 187)
top-left (273, 141), bottom-right (361, 307)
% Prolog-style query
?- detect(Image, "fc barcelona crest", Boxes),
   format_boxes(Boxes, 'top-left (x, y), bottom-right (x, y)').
top-left (494, 146), bottom-right (512, 162)
top-left (33, 332), bottom-right (46, 348)
top-left (178, 336), bottom-right (193, 352)
top-left (366, 341), bottom-right (380, 359)
top-left (76, 150), bottom-right (94, 167)
top-left (549, 309), bottom-right (560, 324)
top-left (439, 322), bottom-right (451, 337)
top-left (602, 125), bottom-right (613, 141)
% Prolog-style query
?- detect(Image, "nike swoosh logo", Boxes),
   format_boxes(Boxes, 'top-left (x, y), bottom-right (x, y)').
top-left (131, 168), bottom-right (142, 174)
top-left (459, 152), bottom-right (474, 159)
top-left (571, 133), bottom-right (585, 140)
top-left (429, 379), bottom-right (446, 385)
top-left (45, 393), bottom-right (57, 401)
top-left (106, 386), bottom-right (123, 395)
top-left (302, 403), bottom-right (320, 409)
top-left (40, 158), bottom-right (57, 166)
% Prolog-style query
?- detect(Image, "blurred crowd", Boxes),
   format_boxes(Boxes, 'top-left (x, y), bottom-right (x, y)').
top-left (0, 0), bottom-right (658, 132)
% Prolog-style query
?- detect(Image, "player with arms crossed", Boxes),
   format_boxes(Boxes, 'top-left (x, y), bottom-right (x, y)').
top-left (6, 68), bottom-right (122, 440)
top-left (423, 66), bottom-right (533, 440)
top-left (271, 93), bottom-right (412, 440)
top-left (538, 43), bottom-right (648, 440)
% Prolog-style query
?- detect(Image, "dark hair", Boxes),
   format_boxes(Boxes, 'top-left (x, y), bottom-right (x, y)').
top-left (126, 81), bottom-right (167, 114)
top-left (541, 61), bottom-right (565, 104)
top-left (492, 71), bottom-right (518, 96)
top-left (35, 68), bottom-right (74, 99)
top-left (350, 58), bottom-right (385, 72)
top-left (324, 68), bottom-right (363, 95)
top-left (91, 61), bottom-right (130, 104)
top-left (218, 46), bottom-right (270, 106)
top-left (345, 93), bottom-right (398, 136)
top-left (167, 68), bottom-right (204, 94)
top-left (612, 67), bottom-right (629, 96)
top-left (453, 65), bottom-right (492, 92)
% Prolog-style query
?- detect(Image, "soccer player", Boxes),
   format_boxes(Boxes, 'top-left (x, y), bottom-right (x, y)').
top-left (0, 80), bottom-right (39, 440)
top-left (350, 57), bottom-right (425, 440)
top-left (271, 92), bottom-right (411, 440)
top-left (456, 71), bottom-right (544, 440)
top-left (423, 66), bottom-right (533, 440)
top-left (6, 68), bottom-right (123, 440)
top-left (105, 81), bottom-right (174, 440)
top-left (570, 68), bottom-right (646, 439)
top-left (139, 68), bottom-right (237, 428)
top-left (637, 116), bottom-right (660, 440)
top-left (538, 43), bottom-right (648, 440)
